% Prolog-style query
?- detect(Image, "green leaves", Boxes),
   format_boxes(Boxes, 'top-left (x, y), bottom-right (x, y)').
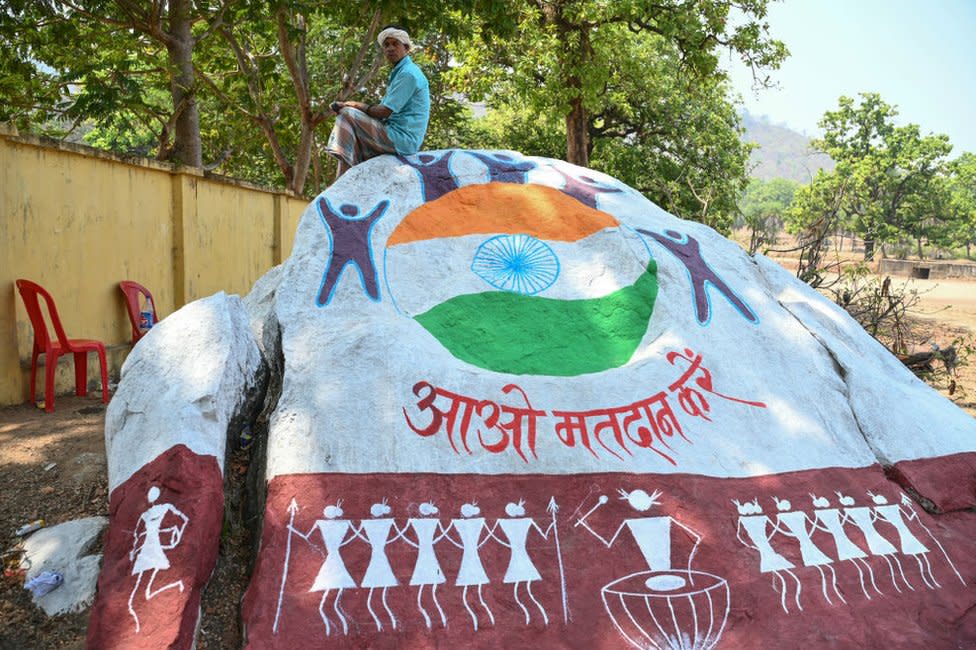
top-left (787, 93), bottom-right (972, 263)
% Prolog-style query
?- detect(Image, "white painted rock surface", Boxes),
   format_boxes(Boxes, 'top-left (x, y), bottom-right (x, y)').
top-left (103, 291), bottom-right (264, 492)
top-left (237, 151), bottom-right (975, 648)
top-left (21, 516), bottom-right (107, 616)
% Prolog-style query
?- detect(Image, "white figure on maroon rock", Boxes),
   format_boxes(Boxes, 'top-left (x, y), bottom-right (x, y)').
top-left (296, 501), bottom-right (357, 636)
top-left (889, 493), bottom-right (965, 587)
top-left (576, 489), bottom-right (701, 574)
top-left (733, 497), bottom-right (802, 613)
top-left (809, 493), bottom-right (881, 600)
top-left (869, 491), bottom-right (943, 590)
top-left (773, 496), bottom-right (847, 607)
top-left (490, 499), bottom-right (555, 625)
top-left (838, 492), bottom-right (912, 594)
top-left (401, 501), bottom-right (451, 629)
top-left (445, 502), bottom-right (495, 631)
top-left (354, 499), bottom-right (404, 632)
top-left (127, 485), bottom-right (189, 633)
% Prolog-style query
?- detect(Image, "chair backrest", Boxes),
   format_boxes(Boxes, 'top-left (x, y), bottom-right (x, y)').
top-left (119, 280), bottom-right (158, 343)
top-left (15, 279), bottom-right (71, 352)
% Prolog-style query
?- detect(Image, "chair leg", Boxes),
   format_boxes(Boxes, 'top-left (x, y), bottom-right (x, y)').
top-left (29, 350), bottom-right (39, 405)
top-left (74, 351), bottom-right (89, 397)
top-left (44, 352), bottom-right (58, 413)
top-left (97, 347), bottom-right (109, 404)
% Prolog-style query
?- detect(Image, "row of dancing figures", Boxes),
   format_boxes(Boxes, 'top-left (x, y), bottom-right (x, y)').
top-left (734, 492), bottom-right (964, 613)
top-left (287, 499), bottom-right (558, 636)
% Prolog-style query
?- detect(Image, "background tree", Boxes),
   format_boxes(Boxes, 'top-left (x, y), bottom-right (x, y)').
top-left (945, 152), bottom-right (976, 258)
top-left (813, 93), bottom-right (952, 260)
top-left (784, 171), bottom-right (849, 286)
top-left (738, 177), bottom-right (799, 253)
top-left (0, 0), bottom-right (236, 166)
top-left (449, 17), bottom-right (758, 232)
top-left (452, 0), bottom-right (786, 168)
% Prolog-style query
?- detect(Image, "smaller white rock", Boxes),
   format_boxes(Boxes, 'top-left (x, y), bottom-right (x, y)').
top-left (20, 517), bottom-right (108, 616)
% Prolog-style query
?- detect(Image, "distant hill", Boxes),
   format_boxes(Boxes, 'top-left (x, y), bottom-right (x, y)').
top-left (741, 112), bottom-right (835, 183)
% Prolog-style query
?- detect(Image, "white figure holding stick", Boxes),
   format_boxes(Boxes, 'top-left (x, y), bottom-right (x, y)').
top-left (575, 489), bottom-right (701, 579)
top-left (489, 499), bottom-right (555, 625)
top-left (293, 501), bottom-right (357, 636)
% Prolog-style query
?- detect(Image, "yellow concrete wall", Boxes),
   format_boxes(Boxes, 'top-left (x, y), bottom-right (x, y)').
top-left (0, 127), bottom-right (309, 406)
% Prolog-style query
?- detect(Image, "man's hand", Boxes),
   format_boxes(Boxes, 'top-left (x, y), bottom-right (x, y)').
top-left (332, 101), bottom-right (391, 119)
top-left (335, 101), bottom-right (369, 113)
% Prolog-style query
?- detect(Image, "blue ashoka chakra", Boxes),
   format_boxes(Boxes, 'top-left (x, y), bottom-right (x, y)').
top-left (471, 234), bottom-right (560, 295)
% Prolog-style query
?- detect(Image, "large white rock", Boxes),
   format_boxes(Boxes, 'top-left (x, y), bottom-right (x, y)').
top-left (104, 292), bottom-right (264, 492)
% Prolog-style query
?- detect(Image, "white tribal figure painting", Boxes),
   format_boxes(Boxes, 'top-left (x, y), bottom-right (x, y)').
top-left (258, 484), bottom-right (729, 650)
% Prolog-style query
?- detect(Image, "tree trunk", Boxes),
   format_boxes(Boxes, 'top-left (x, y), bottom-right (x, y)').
top-left (291, 122), bottom-right (315, 195)
top-left (167, 0), bottom-right (202, 167)
top-left (551, 6), bottom-right (591, 168)
top-left (916, 237), bottom-right (924, 260)
top-left (566, 97), bottom-right (589, 167)
top-left (864, 238), bottom-right (876, 261)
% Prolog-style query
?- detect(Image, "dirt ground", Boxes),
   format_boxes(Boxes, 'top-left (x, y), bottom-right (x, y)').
top-left (0, 268), bottom-right (973, 649)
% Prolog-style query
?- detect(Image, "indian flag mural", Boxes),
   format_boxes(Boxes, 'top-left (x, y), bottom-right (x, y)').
top-left (384, 183), bottom-right (658, 376)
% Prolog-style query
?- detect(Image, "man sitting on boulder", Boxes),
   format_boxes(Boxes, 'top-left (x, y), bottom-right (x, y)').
top-left (326, 25), bottom-right (430, 178)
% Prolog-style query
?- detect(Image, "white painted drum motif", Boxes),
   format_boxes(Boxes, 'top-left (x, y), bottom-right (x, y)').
top-left (601, 570), bottom-right (729, 650)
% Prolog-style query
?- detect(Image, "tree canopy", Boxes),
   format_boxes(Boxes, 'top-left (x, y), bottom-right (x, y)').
top-left (787, 93), bottom-right (956, 260)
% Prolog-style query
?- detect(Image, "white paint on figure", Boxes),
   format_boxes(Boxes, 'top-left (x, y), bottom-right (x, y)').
top-left (734, 489), bottom-right (963, 615)
top-left (839, 493), bottom-right (912, 594)
top-left (490, 500), bottom-right (556, 625)
top-left (895, 493), bottom-right (966, 586)
top-left (445, 503), bottom-right (495, 631)
top-left (869, 492), bottom-right (939, 590)
top-left (773, 497), bottom-right (846, 606)
top-left (296, 502), bottom-right (357, 636)
top-left (809, 494), bottom-right (881, 601)
top-left (733, 498), bottom-right (802, 613)
top-left (576, 488), bottom-right (727, 650)
top-left (401, 501), bottom-right (450, 629)
top-left (355, 499), bottom-right (403, 631)
top-left (575, 489), bottom-right (702, 575)
top-left (128, 486), bottom-right (189, 633)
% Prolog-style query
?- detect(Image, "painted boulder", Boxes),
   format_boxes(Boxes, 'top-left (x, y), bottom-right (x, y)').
top-left (238, 151), bottom-right (975, 648)
top-left (87, 293), bottom-right (264, 649)
top-left (90, 150), bottom-right (976, 649)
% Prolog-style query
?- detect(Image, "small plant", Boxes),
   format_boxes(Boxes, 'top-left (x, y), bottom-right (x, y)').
top-left (820, 265), bottom-right (973, 402)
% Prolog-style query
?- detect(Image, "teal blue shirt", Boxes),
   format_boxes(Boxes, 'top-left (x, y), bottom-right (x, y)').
top-left (379, 56), bottom-right (430, 155)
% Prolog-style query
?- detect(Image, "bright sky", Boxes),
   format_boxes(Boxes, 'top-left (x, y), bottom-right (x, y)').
top-left (724, 0), bottom-right (976, 156)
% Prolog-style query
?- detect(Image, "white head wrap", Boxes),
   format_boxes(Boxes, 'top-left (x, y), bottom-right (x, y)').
top-left (377, 27), bottom-right (411, 50)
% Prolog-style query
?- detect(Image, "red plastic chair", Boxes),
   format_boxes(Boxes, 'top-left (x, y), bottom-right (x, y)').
top-left (15, 279), bottom-right (109, 413)
top-left (119, 280), bottom-right (159, 344)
